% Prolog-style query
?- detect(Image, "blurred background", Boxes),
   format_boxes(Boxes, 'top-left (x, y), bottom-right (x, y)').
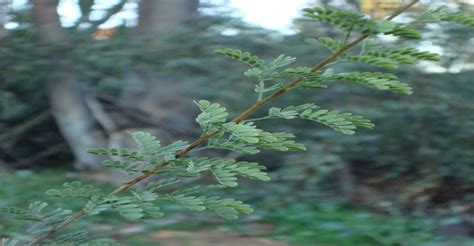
top-left (0, 0), bottom-right (473, 245)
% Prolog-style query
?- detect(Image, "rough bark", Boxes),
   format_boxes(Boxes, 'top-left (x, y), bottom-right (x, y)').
top-left (31, 0), bottom-right (107, 170)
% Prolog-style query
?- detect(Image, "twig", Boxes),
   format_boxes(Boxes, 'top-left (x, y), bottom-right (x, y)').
top-left (29, 1), bottom-right (419, 244)
top-left (0, 111), bottom-right (51, 146)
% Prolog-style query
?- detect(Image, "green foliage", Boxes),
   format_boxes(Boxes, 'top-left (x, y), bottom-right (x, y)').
top-left (87, 147), bottom-right (145, 161)
top-left (269, 103), bottom-right (374, 135)
top-left (327, 72), bottom-right (413, 94)
top-left (346, 45), bottom-right (440, 69)
top-left (156, 140), bottom-right (189, 157)
top-left (195, 100), bottom-right (228, 132)
top-left (166, 157), bottom-right (270, 186)
top-left (421, 7), bottom-right (474, 28)
top-left (303, 7), bottom-right (382, 33)
top-left (3, 2), bottom-right (474, 244)
top-left (265, 203), bottom-right (449, 245)
top-left (88, 132), bottom-right (190, 175)
top-left (302, 7), bottom-right (421, 39)
top-left (441, 13), bottom-right (474, 27)
top-left (214, 48), bottom-right (264, 68)
top-left (271, 67), bottom-right (412, 94)
top-left (166, 193), bottom-right (253, 220)
top-left (207, 134), bottom-right (260, 154)
top-left (1, 201), bottom-right (71, 227)
top-left (102, 160), bottom-right (140, 174)
top-left (131, 131), bottom-right (161, 157)
top-left (318, 37), bottom-right (344, 52)
top-left (386, 24), bottom-right (421, 39)
top-left (108, 195), bottom-right (162, 220)
top-left (143, 177), bottom-right (180, 191)
top-left (203, 196), bottom-right (253, 220)
top-left (45, 181), bottom-right (101, 199)
top-left (223, 122), bottom-right (260, 143)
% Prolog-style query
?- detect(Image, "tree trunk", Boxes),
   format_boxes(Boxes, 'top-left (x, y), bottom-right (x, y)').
top-left (138, 0), bottom-right (199, 35)
top-left (31, 0), bottom-right (107, 171)
top-left (121, 0), bottom-right (200, 133)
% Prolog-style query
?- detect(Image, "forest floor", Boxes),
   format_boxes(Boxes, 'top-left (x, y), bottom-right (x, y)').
top-left (148, 229), bottom-right (290, 246)
top-left (1, 169), bottom-right (473, 245)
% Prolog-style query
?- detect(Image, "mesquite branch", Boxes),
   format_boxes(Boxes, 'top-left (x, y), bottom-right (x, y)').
top-left (30, 1), bottom-right (419, 244)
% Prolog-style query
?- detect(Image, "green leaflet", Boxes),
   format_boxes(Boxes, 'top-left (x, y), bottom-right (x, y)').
top-left (165, 193), bottom-right (252, 220)
top-left (207, 134), bottom-right (260, 154)
top-left (300, 109), bottom-right (374, 135)
top-left (386, 24), bottom-right (421, 39)
top-left (87, 147), bottom-right (145, 161)
top-left (221, 122), bottom-right (306, 151)
top-left (166, 194), bottom-right (207, 211)
top-left (273, 69), bottom-right (412, 94)
top-left (303, 7), bottom-right (376, 33)
top-left (216, 49), bottom-right (296, 92)
top-left (347, 45), bottom-right (440, 69)
top-left (272, 66), bottom-right (312, 78)
top-left (131, 131), bottom-right (161, 157)
top-left (17, 201), bottom-right (72, 234)
top-left (169, 157), bottom-right (270, 187)
top-left (223, 122), bottom-right (260, 143)
top-left (195, 100), bottom-right (228, 131)
top-left (328, 72), bottom-right (413, 95)
top-left (51, 232), bottom-right (116, 245)
top-left (84, 192), bottom-right (163, 220)
top-left (90, 135), bottom-right (189, 174)
top-left (50, 230), bottom-right (89, 245)
top-left (214, 48), bottom-right (264, 68)
top-left (5, 201), bottom-right (73, 234)
top-left (131, 191), bottom-right (164, 218)
top-left (303, 7), bottom-right (395, 35)
top-left (422, 7), bottom-right (474, 28)
top-left (0, 206), bottom-right (39, 221)
top-left (102, 160), bottom-right (141, 174)
top-left (171, 185), bottom-right (224, 196)
top-left (265, 54), bottom-right (296, 70)
top-left (346, 55), bottom-right (399, 69)
top-left (144, 177), bottom-right (180, 191)
top-left (209, 159), bottom-right (268, 187)
top-left (319, 37), bottom-right (344, 52)
top-left (255, 132), bottom-right (306, 151)
top-left (107, 196), bottom-right (145, 220)
top-left (269, 104), bottom-right (374, 135)
top-left (46, 181), bottom-right (102, 199)
top-left (303, 7), bottom-right (422, 39)
top-left (244, 54), bottom-right (296, 81)
top-left (203, 196), bottom-right (253, 220)
top-left (84, 197), bottom-right (111, 216)
top-left (156, 140), bottom-right (189, 156)
top-left (440, 13), bottom-right (474, 28)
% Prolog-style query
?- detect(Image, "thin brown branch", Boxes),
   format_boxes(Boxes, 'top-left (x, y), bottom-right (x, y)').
top-left (0, 111), bottom-right (51, 146)
top-left (29, 1), bottom-right (419, 244)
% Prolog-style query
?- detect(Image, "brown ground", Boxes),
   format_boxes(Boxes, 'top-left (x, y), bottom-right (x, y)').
top-left (150, 229), bottom-right (290, 246)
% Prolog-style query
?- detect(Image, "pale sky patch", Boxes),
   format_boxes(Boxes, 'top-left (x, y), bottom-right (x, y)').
top-left (225, 0), bottom-right (311, 33)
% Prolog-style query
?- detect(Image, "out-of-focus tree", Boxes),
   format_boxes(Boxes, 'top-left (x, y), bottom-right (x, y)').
top-left (20, 0), bottom-right (202, 172)
top-left (121, 0), bottom-right (200, 133)
top-left (31, 0), bottom-right (107, 171)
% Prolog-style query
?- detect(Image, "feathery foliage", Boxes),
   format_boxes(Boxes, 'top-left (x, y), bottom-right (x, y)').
top-left (2, 1), bottom-right (473, 244)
